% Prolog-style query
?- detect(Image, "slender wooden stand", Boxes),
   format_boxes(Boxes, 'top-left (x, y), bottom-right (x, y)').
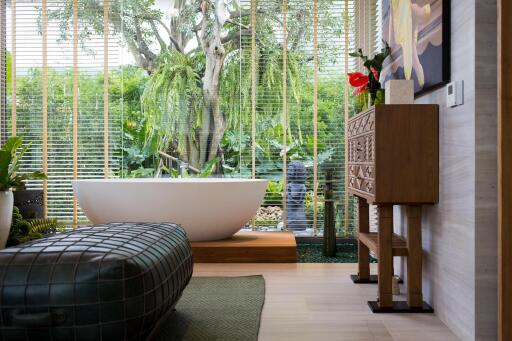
top-left (351, 196), bottom-right (433, 313)
top-left (406, 205), bottom-right (423, 307)
top-left (346, 105), bottom-right (438, 313)
top-left (377, 205), bottom-right (393, 308)
top-left (357, 198), bottom-right (370, 281)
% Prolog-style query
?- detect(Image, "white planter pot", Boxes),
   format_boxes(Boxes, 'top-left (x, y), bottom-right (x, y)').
top-left (0, 190), bottom-right (13, 249)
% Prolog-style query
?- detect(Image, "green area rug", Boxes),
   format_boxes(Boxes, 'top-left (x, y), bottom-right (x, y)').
top-left (154, 276), bottom-right (265, 341)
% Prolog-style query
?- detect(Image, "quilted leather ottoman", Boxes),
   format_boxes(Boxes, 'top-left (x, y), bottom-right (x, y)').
top-left (0, 222), bottom-right (193, 341)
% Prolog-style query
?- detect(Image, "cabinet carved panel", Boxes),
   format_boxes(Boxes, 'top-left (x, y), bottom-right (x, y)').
top-left (347, 108), bottom-right (376, 197)
top-left (348, 134), bottom-right (375, 163)
top-left (348, 164), bottom-right (375, 195)
top-left (346, 104), bottom-right (439, 204)
top-left (347, 108), bottom-right (375, 139)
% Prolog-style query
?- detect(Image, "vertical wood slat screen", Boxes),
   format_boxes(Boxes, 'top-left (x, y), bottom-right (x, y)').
top-left (5, 0), bottom-right (122, 223)
top-left (250, 0), bottom-right (257, 231)
top-left (42, 0), bottom-right (48, 218)
top-left (103, 0), bottom-right (109, 178)
top-left (0, 0), bottom-right (5, 145)
top-left (343, 0), bottom-right (351, 234)
top-left (72, 0), bottom-right (78, 225)
top-left (312, 0), bottom-right (319, 234)
top-left (281, 0), bottom-right (287, 228)
top-left (10, 0), bottom-right (15, 137)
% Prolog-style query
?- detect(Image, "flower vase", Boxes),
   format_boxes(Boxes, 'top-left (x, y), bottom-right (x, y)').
top-left (0, 190), bottom-right (13, 249)
top-left (368, 89), bottom-right (385, 108)
top-left (354, 89), bottom-right (370, 113)
top-left (374, 89), bottom-right (385, 105)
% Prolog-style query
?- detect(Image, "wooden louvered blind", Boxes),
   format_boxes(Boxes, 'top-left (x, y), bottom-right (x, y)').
top-left (237, 0), bottom-right (372, 236)
top-left (0, 1), bottom-right (5, 145)
top-left (3, 0), bottom-right (122, 224)
top-left (1, 0), bottom-right (381, 236)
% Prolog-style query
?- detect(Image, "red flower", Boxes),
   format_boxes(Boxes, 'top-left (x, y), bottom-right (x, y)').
top-left (347, 72), bottom-right (368, 96)
top-left (348, 72), bottom-right (368, 87)
top-left (370, 67), bottom-right (380, 81)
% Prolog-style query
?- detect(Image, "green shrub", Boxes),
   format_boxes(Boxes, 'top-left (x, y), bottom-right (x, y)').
top-left (7, 206), bottom-right (65, 247)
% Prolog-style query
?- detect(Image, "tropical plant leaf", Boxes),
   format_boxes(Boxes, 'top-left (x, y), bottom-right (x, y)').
top-left (198, 158), bottom-right (219, 178)
top-left (0, 151), bottom-right (12, 190)
top-left (28, 218), bottom-right (65, 235)
top-left (0, 137), bottom-right (47, 191)
top-left (2, 136), bottom-right (22, 154)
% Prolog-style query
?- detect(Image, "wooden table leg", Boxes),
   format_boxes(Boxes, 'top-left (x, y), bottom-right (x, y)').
top-left (357, 197), bottom-right (370, 280)
top-left (377, 205), bottom-right (393, 308)
top-left (406, 205), bottom-right (423, 307)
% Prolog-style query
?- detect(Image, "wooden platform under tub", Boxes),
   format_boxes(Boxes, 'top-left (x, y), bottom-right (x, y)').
top-left (191, 231), bottom-right (297, 263)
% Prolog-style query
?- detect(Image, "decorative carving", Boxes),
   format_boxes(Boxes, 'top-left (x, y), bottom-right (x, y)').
top-left (347, 108), bottom-right (375, 139)
top-left (347, 108), bottom-right (377, 197)
top-left (348, 134), bottom-right (375, 163)
top-left (348, 163), bottom-right (375, 196)
top-left (348, 175), bottom-right (375, 195)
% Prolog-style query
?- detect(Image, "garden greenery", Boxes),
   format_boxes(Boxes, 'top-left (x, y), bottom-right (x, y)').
top-left (0, 137), bottom-right (47, 191)
top-left (8, 0), bottom-right (361, 233)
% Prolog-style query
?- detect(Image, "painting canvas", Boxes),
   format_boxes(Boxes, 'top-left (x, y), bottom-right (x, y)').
top-left (381, 0), bottom-right (450, 96)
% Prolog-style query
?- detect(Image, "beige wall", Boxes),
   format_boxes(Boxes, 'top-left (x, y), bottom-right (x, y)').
top-left (392, 0), bottom-right (497, 340)
top-left (474, 0), bottom-right (497, 338)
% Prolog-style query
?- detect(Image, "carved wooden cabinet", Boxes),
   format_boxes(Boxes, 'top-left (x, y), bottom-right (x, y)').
top-left (347, 104), bottom-right (439, 205)
top-left (347, 104), bottom-right (439, 313)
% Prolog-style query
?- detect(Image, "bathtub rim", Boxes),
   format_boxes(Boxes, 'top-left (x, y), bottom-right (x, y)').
top-left (72, 178), bottom-right (269, 184)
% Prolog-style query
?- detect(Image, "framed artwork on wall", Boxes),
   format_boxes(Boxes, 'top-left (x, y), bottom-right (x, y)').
top-left (381, 0), bottom-right (451, 96)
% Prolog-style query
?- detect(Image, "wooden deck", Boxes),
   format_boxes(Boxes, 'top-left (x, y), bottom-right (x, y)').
top-left (191, 231), bottom-right (297, 263)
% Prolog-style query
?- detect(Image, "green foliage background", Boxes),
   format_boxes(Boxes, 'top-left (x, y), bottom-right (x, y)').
top-left (6, 0), bottom-right (361, 234)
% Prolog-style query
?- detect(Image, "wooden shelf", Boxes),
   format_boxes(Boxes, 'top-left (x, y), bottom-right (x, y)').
top-left (358, 232), bottom-right (408, 257)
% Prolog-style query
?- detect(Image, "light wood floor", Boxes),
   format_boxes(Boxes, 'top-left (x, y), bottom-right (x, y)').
top-left (193, 263), bottom-right (459, 341)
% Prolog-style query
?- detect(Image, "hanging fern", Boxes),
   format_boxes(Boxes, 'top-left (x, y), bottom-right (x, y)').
top-left (141, 50), bottom-right (204, 156)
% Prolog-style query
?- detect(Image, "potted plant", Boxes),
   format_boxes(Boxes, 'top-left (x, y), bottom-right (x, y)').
top-left (348, 42), bottom-right (391, 112)
top-left (0, 137), bottom-right (46, 248)
top-left (13, 188), bottom-right (44, 219)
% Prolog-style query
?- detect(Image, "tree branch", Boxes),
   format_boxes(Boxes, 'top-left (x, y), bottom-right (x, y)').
top-left (155, 18), bottom-right (172, 38)
top-left (153, 18), bottom-right (184, 53)
top-left (221, 28), bottom-right (251, 44)
top-left (229, 9), bottom-right (265, 19)
top-left (150, 20), bottom-right (168, 52)
top-left (132, 17), bottom-right (157, 71)
top-left (226, 19), bottom-right (249, 30)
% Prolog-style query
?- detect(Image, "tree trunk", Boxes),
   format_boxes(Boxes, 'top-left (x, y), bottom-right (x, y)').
top-left (202, 46), bottom-right (225, 164)
top-left (198, 0), bottom-right (228, 166)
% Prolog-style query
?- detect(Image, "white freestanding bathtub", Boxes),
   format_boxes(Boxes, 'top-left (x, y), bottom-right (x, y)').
top-left (72, 178), bottom-right (268, 242)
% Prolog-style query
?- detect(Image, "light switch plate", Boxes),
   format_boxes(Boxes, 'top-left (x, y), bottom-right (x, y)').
top-left (446, 81), bottom-right (464, 108)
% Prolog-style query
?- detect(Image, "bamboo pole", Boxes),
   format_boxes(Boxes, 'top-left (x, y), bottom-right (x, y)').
top-left (0, 1), bottom-right (4, 144)
top-left (11, 0), bottom-right (15, 136)
top-left (42, 0), bottom-right (48, 218)
top-left (312, 0), bottom-right (319, 236)
top-left (251, 0), bottom-right (257, 231)
top-left (72, 0), bottom-right (79, 226)
top-left (103, 0), bottom-right (109, 177)
top-left (282, 0), bottom-right (287, 230)
top-left (343, 0), bottom-right (350, 236)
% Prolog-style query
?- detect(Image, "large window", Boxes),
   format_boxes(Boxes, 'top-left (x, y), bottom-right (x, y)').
top-left (1, 0), bottom-right (380, 236)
